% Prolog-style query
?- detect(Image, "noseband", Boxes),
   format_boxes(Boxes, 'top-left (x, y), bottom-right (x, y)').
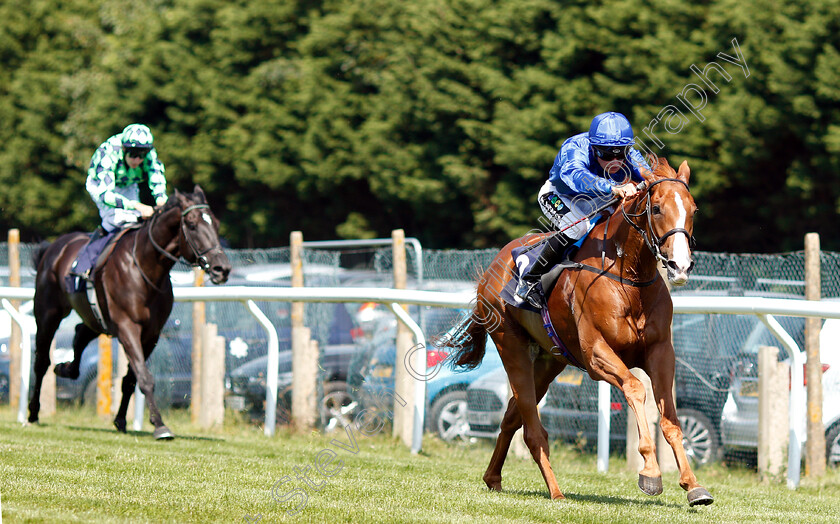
top-left (132, 203), bottom-right (223, 292)
top-left (622, 178), bottom-right (695, 268)
top-left (176, 204), bottom-right (225, 271)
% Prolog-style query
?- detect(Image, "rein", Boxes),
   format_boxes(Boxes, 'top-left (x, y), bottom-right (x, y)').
top-left (621, 178), bottom-right (695, 267)
top-left (131, 202), bottom-right (223, 292)
top-left (571, 178), bottom-right (694, 287)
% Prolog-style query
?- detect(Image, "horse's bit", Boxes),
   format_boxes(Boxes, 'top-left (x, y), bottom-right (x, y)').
top-left (621, 178), bottom-right (696, 269)
top-left (133, 203), bottom-right (224, 291)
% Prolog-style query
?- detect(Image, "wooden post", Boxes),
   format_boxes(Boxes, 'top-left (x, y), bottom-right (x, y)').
top-left (191, 268), bottom-right (205, 424)
top-left (7, 229), bottom-right (21, 409)
top-left (804, 232), bottom-right (825, 477)
top-left (391, 229), bottom-right (414, 447)
top-left (199, 323), bottom-right (225, 428)
top-left (290, 231), bottom-right (317, 430)
top-left (758, 346), bottom-right (789, 481)
top-left (97, 335), bottom-right (112, 418)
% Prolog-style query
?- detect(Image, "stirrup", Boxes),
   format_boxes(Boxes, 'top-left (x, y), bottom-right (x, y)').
top-left (515, 278), bottom-right (544, 309)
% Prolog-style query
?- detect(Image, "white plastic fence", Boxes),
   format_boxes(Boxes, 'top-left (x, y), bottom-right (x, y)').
top-left (3, 286), bottom-right (840, 488)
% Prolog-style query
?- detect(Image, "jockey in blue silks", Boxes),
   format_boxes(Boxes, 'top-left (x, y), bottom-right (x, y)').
top-left (515, 112), bottom-right (652, 309)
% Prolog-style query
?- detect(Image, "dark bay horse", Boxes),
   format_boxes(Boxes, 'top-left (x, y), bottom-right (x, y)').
top-left (445, 158), bottom-right (713, 506)
top-left (27, 185), bottom-right (231, 439)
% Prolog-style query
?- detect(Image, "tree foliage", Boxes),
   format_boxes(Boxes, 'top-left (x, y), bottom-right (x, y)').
top-left (1, 0), bottom-right (839, 252)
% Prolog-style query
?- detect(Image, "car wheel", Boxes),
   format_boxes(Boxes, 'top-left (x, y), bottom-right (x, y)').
top-left (826, 421), bottom-right (840, 468)
top-left (320, 381), bottom-right (359, 433)
top-left (678, 408), bottom-right (719, 466)
top-left (430, 390), bottom-right (469, 442)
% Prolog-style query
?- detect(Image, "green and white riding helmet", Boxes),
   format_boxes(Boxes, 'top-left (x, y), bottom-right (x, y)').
top-left (121, 123), bottom-right (154, 153)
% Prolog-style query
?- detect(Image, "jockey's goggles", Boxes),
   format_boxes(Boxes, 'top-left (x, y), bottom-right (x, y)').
top-left (125, 147), bottom-right (151, 159)
top-left (593, 144), bottom-right (630, 161)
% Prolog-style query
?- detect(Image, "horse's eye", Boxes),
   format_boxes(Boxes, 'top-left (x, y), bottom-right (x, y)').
top-left (652, 205), bottom-right (661, 215)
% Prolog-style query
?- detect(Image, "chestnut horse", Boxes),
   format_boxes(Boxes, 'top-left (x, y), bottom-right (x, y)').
top-left (27, 185), bottom-right (231, 439)
top-left (446, 159), bottom-right (713, 506)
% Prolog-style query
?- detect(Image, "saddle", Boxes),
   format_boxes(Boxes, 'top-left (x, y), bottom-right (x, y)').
top-left (65, 227), bottom-right (135, 333)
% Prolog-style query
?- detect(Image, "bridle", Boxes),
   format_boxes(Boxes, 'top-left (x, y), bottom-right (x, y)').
top-left (621, 178), bottom-right (696, 269)
top-left (132, 202), bottom-right (224, 292)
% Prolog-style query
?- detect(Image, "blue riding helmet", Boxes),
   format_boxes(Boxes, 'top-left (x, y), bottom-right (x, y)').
top-left (588, 112), bottom-right (635, 147)
top-left (121, 123), bottom-right (154, 150)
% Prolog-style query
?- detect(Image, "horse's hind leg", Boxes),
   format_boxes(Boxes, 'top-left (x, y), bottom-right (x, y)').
top-left (484, 353), bottom-right (565, 493)
top-left (646, 345), bottom-right (713, 506)
top-left (54, 323), bottom-right (97, 379)
top-left (28, 304), bottom-right (66, 423)
top-left (113, 367), bottom-right (136, 433)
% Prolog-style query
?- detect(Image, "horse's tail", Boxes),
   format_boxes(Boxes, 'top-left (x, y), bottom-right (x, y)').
top-left (437, 306), bottom-right (489, 371)
top-left (31, 241), bottom-right (50, 272)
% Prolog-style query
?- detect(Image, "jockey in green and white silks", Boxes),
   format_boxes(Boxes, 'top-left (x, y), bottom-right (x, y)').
top-left (86, 123), bottom-right (168, 233)
top-left (68, 124), bottom-right (168, 286)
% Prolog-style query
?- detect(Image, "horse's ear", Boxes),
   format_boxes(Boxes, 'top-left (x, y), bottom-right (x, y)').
top-left (677, 160), bottom-right (691, 184)
top-left (193, 184), bottom-right (206, 201)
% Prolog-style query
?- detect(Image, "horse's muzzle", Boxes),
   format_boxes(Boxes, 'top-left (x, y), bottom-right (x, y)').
top-left (666, 258), bottom-right (694, 287)
top-left (208, 256), bottom-right (231, 285)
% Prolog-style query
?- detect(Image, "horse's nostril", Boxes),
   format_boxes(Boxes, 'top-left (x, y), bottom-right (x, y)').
top-left (667, 260), bottom-right (679, 271)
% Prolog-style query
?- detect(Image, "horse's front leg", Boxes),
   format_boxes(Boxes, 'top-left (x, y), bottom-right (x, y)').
top-left (113, 366), bottom-right (136, 433)
top-left (117, 324), bottom-right (173, 440)
top-left (586, 339), bottom-right (663, 496)
top-left (646, 344), bottom-right (714, 506)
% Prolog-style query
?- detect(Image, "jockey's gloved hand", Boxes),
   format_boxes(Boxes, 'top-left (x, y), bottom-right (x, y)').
top-left (135, 202), bottom-right (155, 218)
top-left (611, 183), bottom-right (638, 199)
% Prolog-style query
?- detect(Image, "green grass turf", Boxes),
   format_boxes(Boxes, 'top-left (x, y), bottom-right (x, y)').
top-left (1, 405), bottom-right (839, 523)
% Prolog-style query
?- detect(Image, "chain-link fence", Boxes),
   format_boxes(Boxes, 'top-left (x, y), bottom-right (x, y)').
top-left (2, 244), bottom-right (839, 468)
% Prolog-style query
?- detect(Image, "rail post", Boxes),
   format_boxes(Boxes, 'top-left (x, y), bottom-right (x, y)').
top-left (291, 231), bottom-right (317, 431)
top-left (191, 268), bottom-right (206, 424)
top-left (7, 229), bottom-right (21, 409)
top-left (392, 229), bottom-right (415, 447)
top-left (804, 232), bottom-right (825, 477)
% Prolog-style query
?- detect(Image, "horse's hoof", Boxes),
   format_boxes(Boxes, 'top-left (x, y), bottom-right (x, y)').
top-left (638, 474), bottom-right (663, 496)
top-left (484, 480), bottom-right (502, 492)
top-left (687, 487), bottom-right (714, 506)
top-left (113, 419), bottom-right (127, 433)
top-left (53, 362), bottom-right (79, 379)
top-left (154, 426), bottom-right (175, 440)
top-left (550, 491), bottom-right (566, 501)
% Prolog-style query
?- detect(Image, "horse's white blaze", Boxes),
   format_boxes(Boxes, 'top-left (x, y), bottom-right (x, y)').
top-left (671, 193), bottom-right (691, 275)
top-left (202, 213), bottom-right (212, 226)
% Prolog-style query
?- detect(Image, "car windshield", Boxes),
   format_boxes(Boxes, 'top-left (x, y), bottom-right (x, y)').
top-left (739, 315), bottom-right (809, 357)
top-left (672, 313), bottom-right (760, 358)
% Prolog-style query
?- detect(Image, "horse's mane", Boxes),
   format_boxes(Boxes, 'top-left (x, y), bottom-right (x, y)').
top-left (149, 188), bottom-right (206, 220)
top-left (647, 155), bottom-right (677, 180)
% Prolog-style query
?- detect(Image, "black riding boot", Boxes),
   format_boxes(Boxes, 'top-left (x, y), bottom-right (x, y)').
top-left (89, 226), bottom-right (106, 243)
top-left (74, 227), bottom-right (108, 279)
top-left (515, 232), bottom-right (575, 309)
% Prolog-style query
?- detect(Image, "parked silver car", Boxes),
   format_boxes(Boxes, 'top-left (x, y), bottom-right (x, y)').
top-left (720, 316), bottom-right (840, 466)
